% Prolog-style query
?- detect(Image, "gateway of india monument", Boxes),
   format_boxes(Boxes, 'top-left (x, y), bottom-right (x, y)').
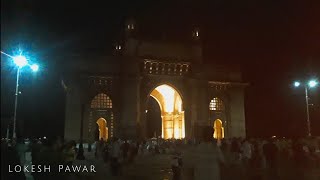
top-left (62, 19), bottom-right (247, 143)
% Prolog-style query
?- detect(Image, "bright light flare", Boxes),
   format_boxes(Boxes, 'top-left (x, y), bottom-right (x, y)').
top-left (30, 64), bottom-right (39, 72)
top-left (151, 84), bottom-right (185, 139)
top-left (294, 81), bottom-right (300, 87)
top-left (308, 80), bottom-right (318, 88)
top-left (13, 55), bottom-right (28, 67)
top-left (155, 85), bottom-right (175, 113)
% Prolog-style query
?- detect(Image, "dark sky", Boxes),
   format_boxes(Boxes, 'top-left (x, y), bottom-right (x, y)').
top-left (1, 0), bottom-right (320, 138)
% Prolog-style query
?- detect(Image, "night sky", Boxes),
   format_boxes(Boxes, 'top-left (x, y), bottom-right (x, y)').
top-left (1, 0), bottom-right (320, 138)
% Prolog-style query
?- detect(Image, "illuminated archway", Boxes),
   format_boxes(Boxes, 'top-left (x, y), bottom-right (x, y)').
top-left (90, 93), bottom-right (114, 140)
top-left (213, 119), bottom-right (224, 140)
top-left (149, 84), bottom-right (185, 139)
top-left (96, 118), bottom-right (108, 141)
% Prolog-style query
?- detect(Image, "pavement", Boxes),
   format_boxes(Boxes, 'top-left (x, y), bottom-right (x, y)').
top-left (23, 150), bottom-right (320, 180)
top-left (24, 151), bottom-right (173, 180)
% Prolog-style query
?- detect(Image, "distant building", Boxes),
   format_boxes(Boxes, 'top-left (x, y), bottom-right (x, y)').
top-left (62, 19), bottom-right (247, 142)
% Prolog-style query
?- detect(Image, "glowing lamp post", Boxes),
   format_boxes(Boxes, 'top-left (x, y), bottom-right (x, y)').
top-left (1, 51), bottom-right (39, 139)
top-left (294, 79), bottom-right (318, 136)
top-left (30, 64), bottom-right (39, 72)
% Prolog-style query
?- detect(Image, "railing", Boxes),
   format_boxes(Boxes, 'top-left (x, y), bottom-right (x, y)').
top-left (142, 59), bottom-right (190, 76)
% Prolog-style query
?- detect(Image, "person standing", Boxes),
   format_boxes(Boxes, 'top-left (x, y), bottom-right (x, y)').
top-left (122, 140), bottom-right (130, 162)
top-left (110, 137), bottom-right (121, 176)
top-left (1, 141), bottom-right (26, 180)
top-left (263, 138), bottom-right (279, 179)
top-left (241, 139), bottom-right (252, 166)
top-left (183, 126), bottom-right (225, 180)
top-left (15, 137), bottom-right (28, 166)
top-left (62, 141), bottom-right (76, 167)
top-left (241, 139), bottom-right (252, 178)
top-left (34, 136), bottom-right (65, 180)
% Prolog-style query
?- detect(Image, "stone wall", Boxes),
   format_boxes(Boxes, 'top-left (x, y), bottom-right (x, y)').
top-left (228, 86), bottom-right (246, 138)
top-left (64, 77), bottom-right (82, 141)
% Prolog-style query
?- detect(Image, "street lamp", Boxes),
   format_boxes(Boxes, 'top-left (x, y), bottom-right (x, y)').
top-left (1, 51), bottom-right (39, 139)
top-left (30, 64), bottom-right (39, 72)
top-left (293, 79), bottom-right (318, 137)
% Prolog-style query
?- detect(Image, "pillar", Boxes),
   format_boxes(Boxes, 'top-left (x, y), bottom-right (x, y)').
top-left (120, 77), bottom-right (140, 139)
top-left (228, 86), bottom-right (246, 138)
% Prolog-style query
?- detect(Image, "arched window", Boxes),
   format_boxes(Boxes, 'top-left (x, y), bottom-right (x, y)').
top-left (209, 97), bottom-right (224, 111)
top-left (91, 93), bottom-right (112, 109)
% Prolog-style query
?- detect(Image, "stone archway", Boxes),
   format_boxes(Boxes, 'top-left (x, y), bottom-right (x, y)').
top-left (147, 84), bottom-right (185, 139)
top-left (89, 93), bottom-right (114, 141)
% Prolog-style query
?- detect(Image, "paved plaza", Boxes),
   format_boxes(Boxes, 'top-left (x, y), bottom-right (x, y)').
top-left (22, 149), bottom-right (320, 180)
top-left (24, 151), bottom-right (173, 180)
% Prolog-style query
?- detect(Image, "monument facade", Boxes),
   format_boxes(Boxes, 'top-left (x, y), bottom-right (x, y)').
top-left (63, 20), bottom-right (247, 142)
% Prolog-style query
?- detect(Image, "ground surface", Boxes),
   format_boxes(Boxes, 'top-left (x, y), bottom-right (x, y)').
top-left (24, 151), bottom-right (320, 180)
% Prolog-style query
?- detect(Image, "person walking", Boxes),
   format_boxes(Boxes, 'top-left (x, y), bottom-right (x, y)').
top-left (241, 139), bottom-right (253, 178)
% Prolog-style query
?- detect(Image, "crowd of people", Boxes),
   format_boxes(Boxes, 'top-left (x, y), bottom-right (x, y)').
top-left (1, 137), bottom-right (76, 180)
top-left (1, 128), bottom-right (320, 180)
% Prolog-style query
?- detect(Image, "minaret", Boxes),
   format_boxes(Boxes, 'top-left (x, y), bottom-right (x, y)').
top-left (123, 18), bottom-right (139, 57)
top-left (125, 18), bottom-right (136, 38)
top-left (113, 42), bottom-right (122, 55)
top-left (191, 27), bottom-right (203, 64)
top-left (192, 27), bottom-right (201, 41)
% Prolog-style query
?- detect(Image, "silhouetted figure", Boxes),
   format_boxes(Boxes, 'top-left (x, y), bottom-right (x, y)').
top-left (31, 139), bottom-right (42, 164)
top-left (122, 140), bottom-right (130, 160)
top-left (103, 143), bottom-right (109, 163)
top-left (230, 138), bottom-right (242, 164)
top-left (1, 141), bottom-right (26, 180)
top-left (88, 142), bottom-right (92, 152)
top-left (94, 125), bottom-right (99, 141)
top-left (292, 140), bottom-right (307, 179)
top-left (250, 141), bottom-right (264, 180)
top-left (63, 141), bottom-right (76, 166)
top-left (263, 139), bottom-right (278, 179)
top-left (110, 137), bottom-right (121, 176)
top-left (34, 136), bottom-right (65, 180)
top-left (183, 126), bottom-right (225, 180)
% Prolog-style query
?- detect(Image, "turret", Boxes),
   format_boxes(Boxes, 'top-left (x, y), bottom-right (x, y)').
top-left (191, 27), bottom-right (203, 64)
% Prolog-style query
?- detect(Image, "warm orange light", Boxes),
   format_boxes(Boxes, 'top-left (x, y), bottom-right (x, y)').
top-left (155, 85), bottom-right (175, 113)
top-left (150, 85), bottom-right (185, 139)
top-left (213, 119), bottom-right (224, 139)
top-left (96, 118), bottom-right (108, 141)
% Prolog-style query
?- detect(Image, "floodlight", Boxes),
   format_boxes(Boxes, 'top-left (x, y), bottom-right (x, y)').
top-left (13, 55), bottom-right (28, 67)
top-left (30, 64), bottom-right (39, 72)
top-left (308, 80), bottom-right (318, 88)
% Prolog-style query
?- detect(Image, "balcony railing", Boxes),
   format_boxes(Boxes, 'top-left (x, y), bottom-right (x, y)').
top-left (142, 59), bottom-right (190, 76)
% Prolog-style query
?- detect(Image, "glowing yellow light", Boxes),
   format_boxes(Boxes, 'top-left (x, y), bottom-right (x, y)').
top-left (150, 84), bottom-right (185, 139)
top-left (213, 119), bottom-right (224, 139)
top-left (97, 118), bottom-right (108, 141)
top-left (182, 113), bottom-right (185, 138)
top-left (174, 117), bottom-right (180, 138)
top-left (155, 85), bottom-right (175, 113)
top-left (175, 97), bottom-right (182, 112)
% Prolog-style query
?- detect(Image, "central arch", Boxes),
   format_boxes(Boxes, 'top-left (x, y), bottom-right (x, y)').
top-left (148, 84), bottom-right (185, 139)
